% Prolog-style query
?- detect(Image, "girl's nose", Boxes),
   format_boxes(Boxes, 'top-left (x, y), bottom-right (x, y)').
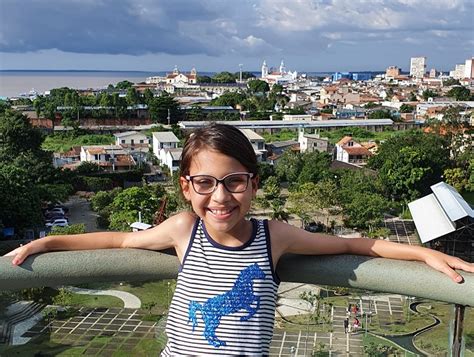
top-left (211, 181), bottom-right (231, 201)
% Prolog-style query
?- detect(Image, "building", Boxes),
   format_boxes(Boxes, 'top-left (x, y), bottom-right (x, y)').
top-left (298, 129), bottom-right (333, 154)
top-left (335, 136), bottom-right (372, 165)
top-left (464, 57), bottom-right (474, 79)
top-left (410, 57), bottom-right (426, 79)
top-left (114, 131), bottom-right (150, 153)
top-left (80, 145), bottom-right (135, 172)
top-left (239, 129), bottom-right (267, 161)
top-left (157, 148), bottom-right (182, 174)
top-left (261, 60), bottom-right (298, 84)
top-left (152, 131), bottom-right (180, 156)
top-left (451, 64), bottom-right (466, 80)
top-left (165, 66), bottom-right (197, 85)
top-left (386, 66), bottom-right (401, 79)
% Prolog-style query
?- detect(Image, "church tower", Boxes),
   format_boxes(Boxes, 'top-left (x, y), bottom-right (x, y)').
top-left (173, 65), bottom-right (179, 75)
top-left (261, 60), bottom-right (268, 78)
top-left (279, 60), bottom-right (286, 74)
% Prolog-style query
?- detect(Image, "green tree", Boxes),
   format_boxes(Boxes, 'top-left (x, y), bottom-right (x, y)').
top-left (297, 151), bottom-right (331, 184)
top-left (126, 87), bottom-right (141, 106)
top-left (275, 150), bottom-right (303, 184)
top-left (196, 75), bottom-right (212, 83)
top-left (149, 93), bottom-right (180, 124)
top-left (368, 109), bottom-right (393, 119)
top-left (446, 86), bottom-right (471, 101)
top-left (108, 185), bottom-right (166, 231)
top-left (115, 80), bottom-right (134, 90)
top-left (368, 131), bottom-right (450, 202)
top-left (247, 79), bottom-right (270, 94)
top-left (422, 89), bottom-right (438, 101)
top-left (212, 72), bottom-right (236, 83)
top-left (399, 104), bottom-right (414, 113)
top-left (343, 192), bottom-right (390, 230)
top-left (210, 91), bottom-right (246, 108)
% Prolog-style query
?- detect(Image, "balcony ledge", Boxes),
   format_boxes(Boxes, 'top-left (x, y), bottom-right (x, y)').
top-left (0, 249), bottom-right (473, 306)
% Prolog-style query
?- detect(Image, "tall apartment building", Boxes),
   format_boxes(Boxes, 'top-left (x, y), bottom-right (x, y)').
top-left (464, 57), bottom-right (474, 79)
top-left (410, 57), bottom-right (426, 78)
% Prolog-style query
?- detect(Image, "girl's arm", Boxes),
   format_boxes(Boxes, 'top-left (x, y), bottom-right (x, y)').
top-left (5, 211), bottom-right (195, 266)
top-left (270, 220), bottom-right (474, 283)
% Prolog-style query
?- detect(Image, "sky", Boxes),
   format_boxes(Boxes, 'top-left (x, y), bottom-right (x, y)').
top-left (0, 0), bottom-right (473, 73)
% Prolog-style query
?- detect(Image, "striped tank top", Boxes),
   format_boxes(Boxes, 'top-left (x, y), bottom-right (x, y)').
top-left (161, 218), bottom-right (280, 356)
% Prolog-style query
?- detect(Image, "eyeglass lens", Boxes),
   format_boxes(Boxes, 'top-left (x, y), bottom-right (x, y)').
top-left (191, 174), bottom-right (250, 193)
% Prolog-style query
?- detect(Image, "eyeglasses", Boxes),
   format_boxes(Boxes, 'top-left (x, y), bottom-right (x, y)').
top-left (185, 172), bottom-right (254, 195)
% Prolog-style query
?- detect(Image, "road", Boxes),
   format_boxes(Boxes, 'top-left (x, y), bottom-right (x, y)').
top-left (65, 195), bottom-right (100, 232)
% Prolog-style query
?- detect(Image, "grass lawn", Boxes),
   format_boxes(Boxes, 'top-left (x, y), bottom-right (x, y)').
top-left (413, 304), bottom-right (473, 356)
top-left (462, 191), bottom-right (474, 205)
top-left (42, 133), bottom-right (114, 153)
top-left (363, 334), bottom-right (418, 356)
top-left (68, 293), bottom-right (124, 308)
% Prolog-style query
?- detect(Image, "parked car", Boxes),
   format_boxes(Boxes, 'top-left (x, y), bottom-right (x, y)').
top-left (45, 213), bottom-right (66, 223)
top-left (45, 207), bottom-right (65, 216)
top-left (45, 218), bottom-right (69, 228)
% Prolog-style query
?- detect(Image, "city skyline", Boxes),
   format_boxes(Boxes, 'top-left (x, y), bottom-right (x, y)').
top-left (0, 0), bottom-right (473, 73)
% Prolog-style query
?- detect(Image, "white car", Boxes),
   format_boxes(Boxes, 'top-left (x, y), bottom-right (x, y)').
top-left (46, 207), bottom-right (65, 216)
top-left (46, 218), bottom-right (69, 228)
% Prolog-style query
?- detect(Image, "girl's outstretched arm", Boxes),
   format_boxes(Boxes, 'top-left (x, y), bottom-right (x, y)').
top-left (269, 220), bottom-right (474, 283)
top-left (5, 211), bottom-right (195, 266)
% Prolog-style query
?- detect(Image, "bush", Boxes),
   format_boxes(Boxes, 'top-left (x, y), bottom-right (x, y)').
top-left (49, 224), bottom-right (86, 235)
top-left (81, 176), bottom-right (114, 192)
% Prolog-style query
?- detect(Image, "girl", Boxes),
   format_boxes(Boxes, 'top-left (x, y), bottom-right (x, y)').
top-left (6, 123), bottom-right (474, 355)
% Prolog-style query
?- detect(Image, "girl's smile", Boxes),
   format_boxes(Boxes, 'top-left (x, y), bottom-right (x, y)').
top-left (180, 149), bottom-right (257, 246)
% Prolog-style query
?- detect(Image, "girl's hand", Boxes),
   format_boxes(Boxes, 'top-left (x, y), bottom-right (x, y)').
top-left (423, 250), bottom-right (474, 283)
top-left (4, 242), bottom-right (45, 266)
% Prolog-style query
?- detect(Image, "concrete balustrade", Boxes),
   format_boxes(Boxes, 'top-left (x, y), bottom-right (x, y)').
top-left (0, 249), bottom-right (473, 307)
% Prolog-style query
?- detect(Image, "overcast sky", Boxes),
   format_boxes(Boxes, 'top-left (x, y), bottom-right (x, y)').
top-left (1, 0), bottom-right (473, 73)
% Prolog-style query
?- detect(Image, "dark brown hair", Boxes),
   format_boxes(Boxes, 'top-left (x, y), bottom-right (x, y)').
top-left (180, 123), bottom-right (258, 176)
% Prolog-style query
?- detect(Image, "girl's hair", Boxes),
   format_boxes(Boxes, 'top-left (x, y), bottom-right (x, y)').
top-left (180, 123), bottom-right (258, 176)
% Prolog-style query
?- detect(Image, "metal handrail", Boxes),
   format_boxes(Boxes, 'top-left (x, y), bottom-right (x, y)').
top-left (1, 249), bottom-right (473, 306)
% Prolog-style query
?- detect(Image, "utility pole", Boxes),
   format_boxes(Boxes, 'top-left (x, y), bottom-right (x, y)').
top-left (167, 109), bottom-right (171, 126)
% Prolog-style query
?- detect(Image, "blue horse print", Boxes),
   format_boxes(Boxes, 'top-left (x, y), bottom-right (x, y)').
top-left (188, 263), bottom-right (266, 348)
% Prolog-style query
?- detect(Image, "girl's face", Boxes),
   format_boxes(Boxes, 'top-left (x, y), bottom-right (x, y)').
top-left (180, 149), bottom-right (258, 239)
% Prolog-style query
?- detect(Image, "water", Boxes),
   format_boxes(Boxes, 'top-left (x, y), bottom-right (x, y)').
top-left (0, 70), bottom-right (162, 98)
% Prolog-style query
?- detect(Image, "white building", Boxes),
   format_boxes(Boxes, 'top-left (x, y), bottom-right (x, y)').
top-left (114, 131), bottom-right (150, 153)
top-left (335, 136), bottom-right (372, 165)
top-left (152, 131), bottom-right (180, 155)
top-left (239, 129), bottom-right (266, 161)
top-left (410, 57), bottom-right (426, 79)
top-left (261, 60), bottom-right (298, 84)
top-left (298, 128), bottom-right (332, 154)
top-left (80, 145), bottom-right (135, 171)
top-left (159, 148), bottom-right (183, 173)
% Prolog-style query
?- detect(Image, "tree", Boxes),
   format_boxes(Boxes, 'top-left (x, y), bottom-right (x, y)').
top-left (446, 86), bottom-right (471, 101)
top-left (297, 151), bottom-right (331, 184)
top-left (368, 131), bottom-right (450, 203)
top-left (196, 75), bottom-right (212, 83)
top-left (148, 93), bottom-right (180, 124)
top-left (247, 79), bottom-right (269, 94)
top-left (343, 192), bottom-right (390, 230)
top-left (275, 150), bottom-right (303, 184)
top-left (399, 104), bottom-right (414, 113)
top-left (126, 87), bottom-right (141, 106)
top-left (212, 72), bottom-right (236, 83)
top-left (368, 109), bottom-right (392, 119)
top-left (422, 89), bottom-right (438, 101)
top-left (115, 80), bottom-right (134, 89)
top-left (108, 185), bottom-right (166, 231)
top-left (210, 91), bottom-right (246, 108)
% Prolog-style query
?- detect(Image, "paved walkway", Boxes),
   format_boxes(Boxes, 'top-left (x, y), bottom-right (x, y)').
top-left (65, 287), bottom-right (142, 309)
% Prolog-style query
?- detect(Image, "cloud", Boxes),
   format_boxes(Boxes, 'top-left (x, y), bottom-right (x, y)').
top-left (0, 0), bottom-right (472, 70)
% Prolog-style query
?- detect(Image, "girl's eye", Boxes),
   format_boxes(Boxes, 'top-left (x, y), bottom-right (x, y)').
top-left (195, 178), bottom-right (214, 186)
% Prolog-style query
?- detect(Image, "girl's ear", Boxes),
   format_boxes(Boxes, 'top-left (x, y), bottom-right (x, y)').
top-left (180, 176), bottom-right (192, 201)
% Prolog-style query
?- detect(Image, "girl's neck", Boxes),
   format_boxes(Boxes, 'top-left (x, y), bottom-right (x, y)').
top-left (204, 219), bottom-right (253, 248)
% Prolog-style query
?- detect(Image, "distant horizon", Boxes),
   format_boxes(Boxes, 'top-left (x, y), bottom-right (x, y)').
top-left (0, 68), bottom-right (397, 74)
